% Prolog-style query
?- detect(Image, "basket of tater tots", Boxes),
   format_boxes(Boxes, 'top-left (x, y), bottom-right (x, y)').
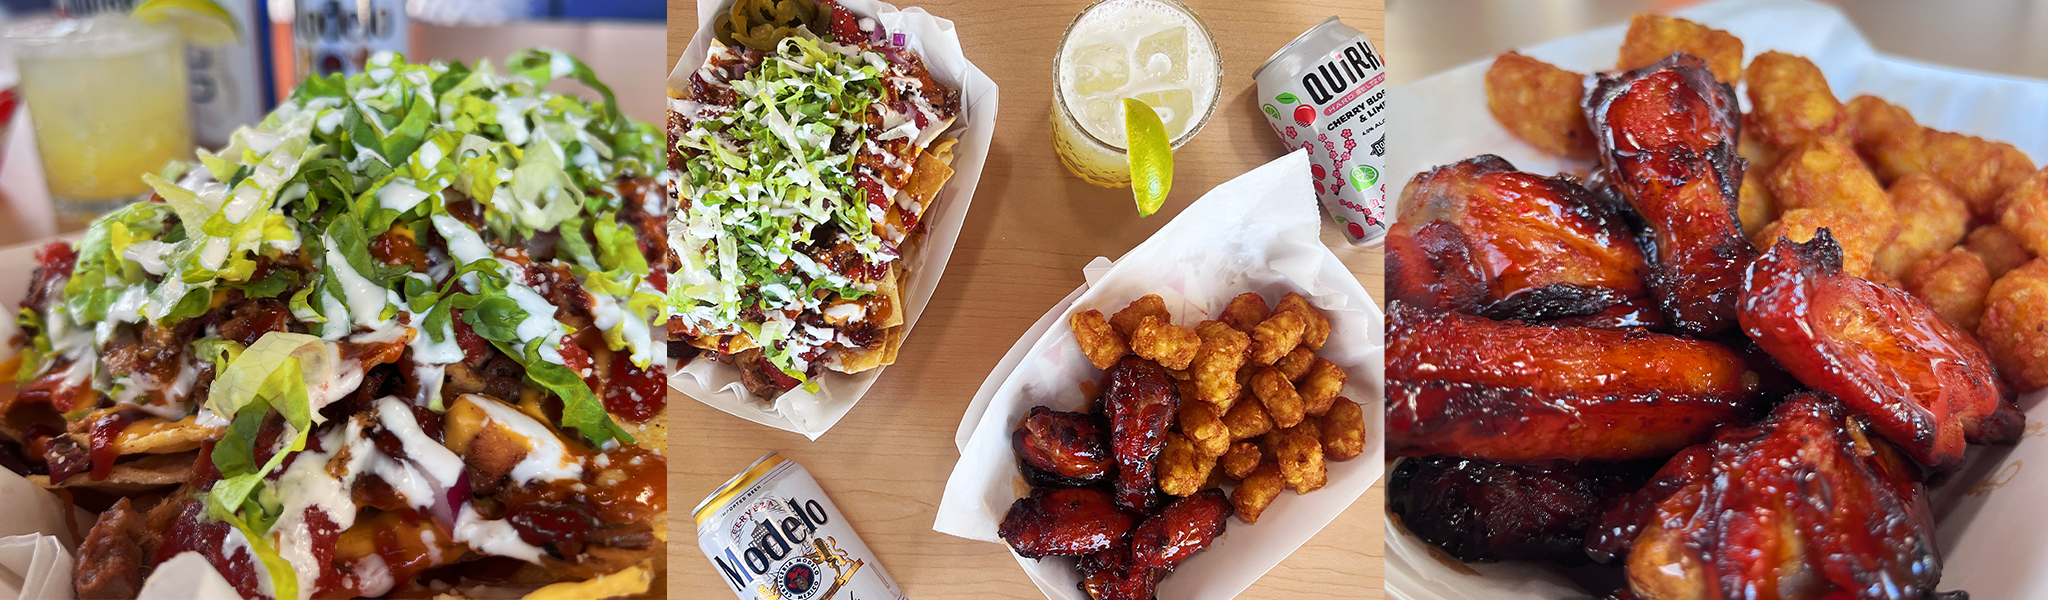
top-left (934, 152), bottom-right (1384, 600)
top-left (1384, 0), bottom-right (2048, 598)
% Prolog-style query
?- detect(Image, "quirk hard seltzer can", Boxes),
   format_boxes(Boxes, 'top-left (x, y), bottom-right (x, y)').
top-left (1254, 17), bottom-right (1388, 247)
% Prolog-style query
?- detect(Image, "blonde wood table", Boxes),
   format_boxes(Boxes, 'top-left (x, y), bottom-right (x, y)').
top-left (667, 1), bottom-right (1386, 598)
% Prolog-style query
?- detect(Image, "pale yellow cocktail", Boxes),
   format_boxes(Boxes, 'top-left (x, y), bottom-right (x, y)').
top-left (10, 14), bottom-right (192, 229)
top-left (1050, 0), bottom-right (1221, 188)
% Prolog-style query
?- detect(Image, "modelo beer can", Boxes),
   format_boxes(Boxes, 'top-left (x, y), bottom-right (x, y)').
top-left (292, 0), bottom-right (410, 80)
top-left (696, 452), bottom-right (907, 600)
top-left (1255, 17), bottom-right (1388, 246)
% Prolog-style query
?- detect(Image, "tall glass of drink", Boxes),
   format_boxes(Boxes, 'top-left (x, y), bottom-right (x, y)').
top-left (8, 14), bottom-right (193, 230)
top-left (1051, 0), bottom-right (1221, 188)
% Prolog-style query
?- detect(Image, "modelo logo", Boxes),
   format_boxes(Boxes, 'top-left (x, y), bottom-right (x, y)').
top-left (715, 496), bottom-right (833, 592)
top-left (1301, 40), bottom-right (1382, 106)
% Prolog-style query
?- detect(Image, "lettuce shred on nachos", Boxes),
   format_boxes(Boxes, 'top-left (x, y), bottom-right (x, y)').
top-left (668, 0), bottom-right (963, 399)
top-left (1, 50), bottom-right (668, 600)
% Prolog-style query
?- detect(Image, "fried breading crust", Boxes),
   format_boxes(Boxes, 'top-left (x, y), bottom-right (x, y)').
top-left (1616, 14), bottom-right (1744, 84)
top-left (1745, 51), bottom-right (1845, 148)
top-left (1980, 259), bottom-right (2048, 393)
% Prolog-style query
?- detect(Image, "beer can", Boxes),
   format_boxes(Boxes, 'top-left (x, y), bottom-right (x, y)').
top-left (696, 452), bottom-right (907, 600)
top-left (1254, 17), bottom-right (1389, 247)
top-left (292, 0), bottom-right (410, 80)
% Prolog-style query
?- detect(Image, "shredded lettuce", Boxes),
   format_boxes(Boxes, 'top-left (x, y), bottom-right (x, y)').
top-left (670, 34), bottom-right (901, 378)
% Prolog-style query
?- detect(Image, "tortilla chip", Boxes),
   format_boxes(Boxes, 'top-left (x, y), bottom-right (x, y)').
top-left (32, 451), bottom-right (195, 493)
top-left (828, 326), bottom-right (904, 374)
top-left (877, 265), bottom-right (907, 329)
top-left (113, 416), bottom-right (222, 455)
top-left (901, 147), bottom-right (956, 215)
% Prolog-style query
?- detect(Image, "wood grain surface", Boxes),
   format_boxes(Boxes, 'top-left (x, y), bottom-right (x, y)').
top-left (667, 1), bottom-right (1386, 598)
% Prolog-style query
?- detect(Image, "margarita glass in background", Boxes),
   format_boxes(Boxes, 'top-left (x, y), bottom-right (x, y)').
top-left (1050, 0), bottom-right (1221, 188)
top-left (7, 13), bottom-right (192, 230)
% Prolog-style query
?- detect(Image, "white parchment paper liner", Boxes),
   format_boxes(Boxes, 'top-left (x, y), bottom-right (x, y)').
top-left (668, 0), bottom-right (1001, 439)
top-left (1384, 0), bottom-right (2048, 597)
top-left (934, 152), bottom-right (1386, 600)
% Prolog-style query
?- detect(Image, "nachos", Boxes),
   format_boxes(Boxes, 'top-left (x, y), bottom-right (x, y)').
top-left (0, 51), bottom-right (669, 599)
top-left (668, 0), bottom-right (964, 399)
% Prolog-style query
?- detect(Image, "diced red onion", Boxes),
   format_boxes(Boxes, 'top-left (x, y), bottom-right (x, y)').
top-left (892, 33), bottom-right (906, 47)
top-left (871, 23), bottom-right (887, 44)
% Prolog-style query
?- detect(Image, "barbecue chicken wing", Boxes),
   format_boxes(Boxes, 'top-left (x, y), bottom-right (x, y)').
top-left (1622, 395), bottom-right (1949, 600)
top-left (1389, 456), bottom-right (1650, 564)
top-left (1587, 53), bottom-right (1754, 336)
top-left (1739, 231), bottom-right (2022, 470)
top-left (1013, 406), bottom-right (1114, 487)
top-left (1390, 155), bottom-right (1657, 324)
top-left (1386, 305), bottom-right (1761, 462)
top-left (1106, 356), bottom-right (1180, 512)
top-left (998, 487), bottom-right (1138, 559)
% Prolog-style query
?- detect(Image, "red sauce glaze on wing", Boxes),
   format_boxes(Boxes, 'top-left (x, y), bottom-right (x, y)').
top-left (1391, 155), bottom-right (1652, 323)
top-left (1623, 395), bottom-right (1942, 600)
top-left (1105, 356), bottom-right (1179, 513)
top-left (1738, 231), bottom-right (2021, 470)
top-left (997, 487), bottom-right (1138, 559)
top-left (1386, 305), bottom-right (1760, 462)
top-left (1587, 54), bottom-right (1754, 336)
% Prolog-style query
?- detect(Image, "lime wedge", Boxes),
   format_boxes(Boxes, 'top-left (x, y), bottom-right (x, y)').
top-left (132, 0), bottom-right (240, 47)
top-left (1123, 97), bottom-right (1173, 218)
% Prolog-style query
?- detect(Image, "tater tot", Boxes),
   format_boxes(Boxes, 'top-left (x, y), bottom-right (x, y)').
top-left (1221, 442), bottom-right (1262, 480)
top-left (1617, 14), bottom-right (1744, 83)
top-left (1190, 321), bottom-right (1250, 409)
top-left (1298, 358), bottom-right (1348, 417)
top-left (1981, 259), bottom-right (2048, 393)
top-left (1069, 310), bottom-right (1127, 369)
top-left (1998, 169), bottom-right (2048, 258)
top-left (1274, 347), bottom-right (1316, 382)
top-left (1753, 208), bottom-right (1886, 279)
top-left (1131, 316), bottom-right (1200, 370)
top-left (1485, 51), bottom-right (1597, 160)
top-left (1738, 167), bottom-right (1778, 240)
top-left (1967, 224), bottom-right (2037, 279)
top-left (1231, 462), bottom-right (1286, 523)
top-left (1250, 367), bottom-right (1306, 429)
top-left (1274, 293), bottom-right (1331, 351)
top-left (1847, 94), bottom-right (1917, 152)
top-left (1178, 401), bottom-right (1232, 458)
top-left (1219, 292), bottom-right (1271, 333)
top-left (1222, 397), bottom-right (1274, 441)
top-left (1249, 311), bottom-right (1307, 366)
top-left (1156, 433), bottom-right (1216, 497)
top-left (1745, 51), bottom-right (1845, 149)
top-left (1281, 419), bottom-right (1321, 445)
top-left (1110, 294), bottom-right (1171, 337)
top-left (1266, 430), bottom-right (1328, 493)
top-left (1875, 174), bottom-right (1970, 279)
top-left (1768, 138), bottom-right (1899, 220)
top-left (1905, 249), bottom-right (1992, 332)
top-left (1870, 127), bottom-right (2034, 217)
top-left (1319, 398), bottom-right (1366, 462)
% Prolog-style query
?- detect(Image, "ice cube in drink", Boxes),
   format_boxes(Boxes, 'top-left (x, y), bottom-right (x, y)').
top-left (1133, 89), bottom-right (1194, 136)
top-left (1071, 43), bottom-right (1130, 96)
top-left (1137, 26), bottom-right (1189, 83)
